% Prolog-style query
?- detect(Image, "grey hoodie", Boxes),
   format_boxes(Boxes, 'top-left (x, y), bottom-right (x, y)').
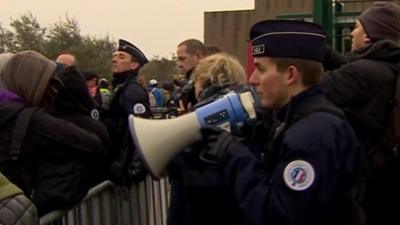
top-left (0, 50), bottom-right (56, 106)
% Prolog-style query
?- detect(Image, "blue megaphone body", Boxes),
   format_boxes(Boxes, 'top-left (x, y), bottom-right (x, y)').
top-left (195, 91), bottom-right (256, 132)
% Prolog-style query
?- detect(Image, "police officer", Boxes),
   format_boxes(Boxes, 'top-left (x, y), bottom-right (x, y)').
top-left (198, 20), bottom-right (363, 225)
top-left (104, 39), bottom-right (151, 185)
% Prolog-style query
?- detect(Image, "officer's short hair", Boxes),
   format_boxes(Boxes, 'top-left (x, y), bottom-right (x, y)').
top-left (270, 57), bottom-right (323, 87)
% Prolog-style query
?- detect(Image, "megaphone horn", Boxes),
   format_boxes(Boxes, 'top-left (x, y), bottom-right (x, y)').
top-left (129, 91), bottom-right (256, 179)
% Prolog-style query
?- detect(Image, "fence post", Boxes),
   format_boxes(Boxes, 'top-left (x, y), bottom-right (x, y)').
top-left (313, 0), bottom-right (333, 46)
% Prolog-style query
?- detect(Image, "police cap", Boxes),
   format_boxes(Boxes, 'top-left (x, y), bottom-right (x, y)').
top-left (250, 20), bottom-right (326, 62)
top-left (118, 39), bottom-right (148, 66)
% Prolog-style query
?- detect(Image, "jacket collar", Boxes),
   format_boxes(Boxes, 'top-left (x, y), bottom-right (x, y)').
top-left (347, 39), bottom-right (400, 63)
top-left (275, 86), bottom-right (325, 122)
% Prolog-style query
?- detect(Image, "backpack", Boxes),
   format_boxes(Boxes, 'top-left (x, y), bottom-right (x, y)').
top-left (149, 90), bottom-right (157, 108)
top-left (0, 105), bottom-right (40, 204)
top-left (0, 105), bottom-right (38, 164)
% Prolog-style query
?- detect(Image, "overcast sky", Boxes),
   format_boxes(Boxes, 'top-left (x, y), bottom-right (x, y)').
top-left (0, 0), bottom-right (254, 59)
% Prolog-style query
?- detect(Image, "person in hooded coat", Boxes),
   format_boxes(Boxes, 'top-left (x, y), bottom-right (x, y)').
top-left (49, 65), bottom-right (111, 187)
top-left (0, 50), bottom-right (106, 216)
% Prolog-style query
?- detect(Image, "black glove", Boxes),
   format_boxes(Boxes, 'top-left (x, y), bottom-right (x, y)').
top-left (323, 45), bottom-right (346, 71)
top-left (110, 157), bottom-right (147, 187)
top-left (127, 159), bottom-right (148, 184)
top-left (199, 126), bottom-right (238, 164)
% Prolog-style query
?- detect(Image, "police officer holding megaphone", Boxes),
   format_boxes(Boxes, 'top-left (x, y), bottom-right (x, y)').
top-left (131, 19), bottom-right (363, 225)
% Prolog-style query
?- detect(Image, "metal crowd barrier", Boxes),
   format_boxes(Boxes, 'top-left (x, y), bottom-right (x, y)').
top-left (150, 107), bottom-right (177, 119)
top-left (40, 177), bottom-right (170, 225)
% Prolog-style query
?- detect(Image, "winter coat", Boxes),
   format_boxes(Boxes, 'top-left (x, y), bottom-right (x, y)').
top-left (0, 172), bottom-right (38, 225)
top-left (0, 51), bottom-right (107, 216)
top-left (322, 39), bottom-right (400, 225)
top-left (50, 66), bottom-right (111, 187)
top-left (322, 40), bottom-right (400, 150)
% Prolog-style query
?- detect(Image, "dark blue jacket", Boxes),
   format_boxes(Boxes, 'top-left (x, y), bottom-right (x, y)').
top-left (216, 86), bottom-right (362, 225)
top-left (104, 70), bottom-right (151, 160)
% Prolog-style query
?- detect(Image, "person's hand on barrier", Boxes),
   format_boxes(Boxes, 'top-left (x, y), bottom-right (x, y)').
top-left (128, 159), bottom-right (147, 184)
top-left (199, 126), bottom-right (239, 164)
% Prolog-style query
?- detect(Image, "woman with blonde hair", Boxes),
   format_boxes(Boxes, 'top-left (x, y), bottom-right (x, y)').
top-left (191, 52), bottom-right (247, 103)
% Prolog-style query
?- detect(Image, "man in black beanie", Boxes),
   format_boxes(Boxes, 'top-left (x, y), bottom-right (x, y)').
top-left (358, 1), bottom-right (400, 43)
top-left (321, 2), bottom-right (400, 224)
top-left (103, 39), bottom-right (151, 186)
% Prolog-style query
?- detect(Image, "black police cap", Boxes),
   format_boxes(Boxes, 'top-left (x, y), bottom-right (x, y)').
top-left (118, 39), bottom-right (148, 66)
top-left (250, 20), bottom-right (326, 62)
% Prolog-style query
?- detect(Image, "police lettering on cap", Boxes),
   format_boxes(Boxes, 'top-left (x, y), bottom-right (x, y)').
top-left (118, 39), bottom-right (148, 66)
top-left (250, 20), bottom-right (326, 62)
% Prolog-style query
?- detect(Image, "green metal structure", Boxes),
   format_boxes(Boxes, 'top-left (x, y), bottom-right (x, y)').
top-left (277, 1), bottom-right (400, 54)
top-left (312, 0), bottom-right (366, 54)
top-left (313, 0), bottom-right (334, 45)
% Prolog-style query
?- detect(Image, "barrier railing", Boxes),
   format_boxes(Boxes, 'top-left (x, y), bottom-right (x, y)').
top-left (150, 107), bottom-right (177, 119)
top-left (40, 177), bottom-right (170, 225)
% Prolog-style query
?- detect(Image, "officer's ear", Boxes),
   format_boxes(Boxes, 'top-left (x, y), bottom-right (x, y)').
top-left (285, 65), bottom-right (300, 86)
top-left (129, 60), bottom-right (140, 71)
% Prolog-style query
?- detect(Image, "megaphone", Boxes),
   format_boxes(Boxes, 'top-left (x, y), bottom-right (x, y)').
top-left (128, 91), bottom-right (256, 179)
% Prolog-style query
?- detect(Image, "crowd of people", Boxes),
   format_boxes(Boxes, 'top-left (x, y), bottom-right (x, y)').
top-left (1, 1), bottom-right (400, 225)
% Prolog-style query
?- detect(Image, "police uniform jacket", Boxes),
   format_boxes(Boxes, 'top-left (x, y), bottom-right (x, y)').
top-left (215, 86), bottom-right (361, 225)
top-left (105, 70), bottom-right (151, 160)
top-left (322, 40), bottom-right (400, 150)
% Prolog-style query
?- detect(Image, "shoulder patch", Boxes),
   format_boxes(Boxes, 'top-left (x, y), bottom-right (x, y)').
top-left (90, 109), bottom-right (100, 120)
top-left (283, 160), bottom-right (315, 191)
top-left (133, 103), bottom-right (146, 114)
